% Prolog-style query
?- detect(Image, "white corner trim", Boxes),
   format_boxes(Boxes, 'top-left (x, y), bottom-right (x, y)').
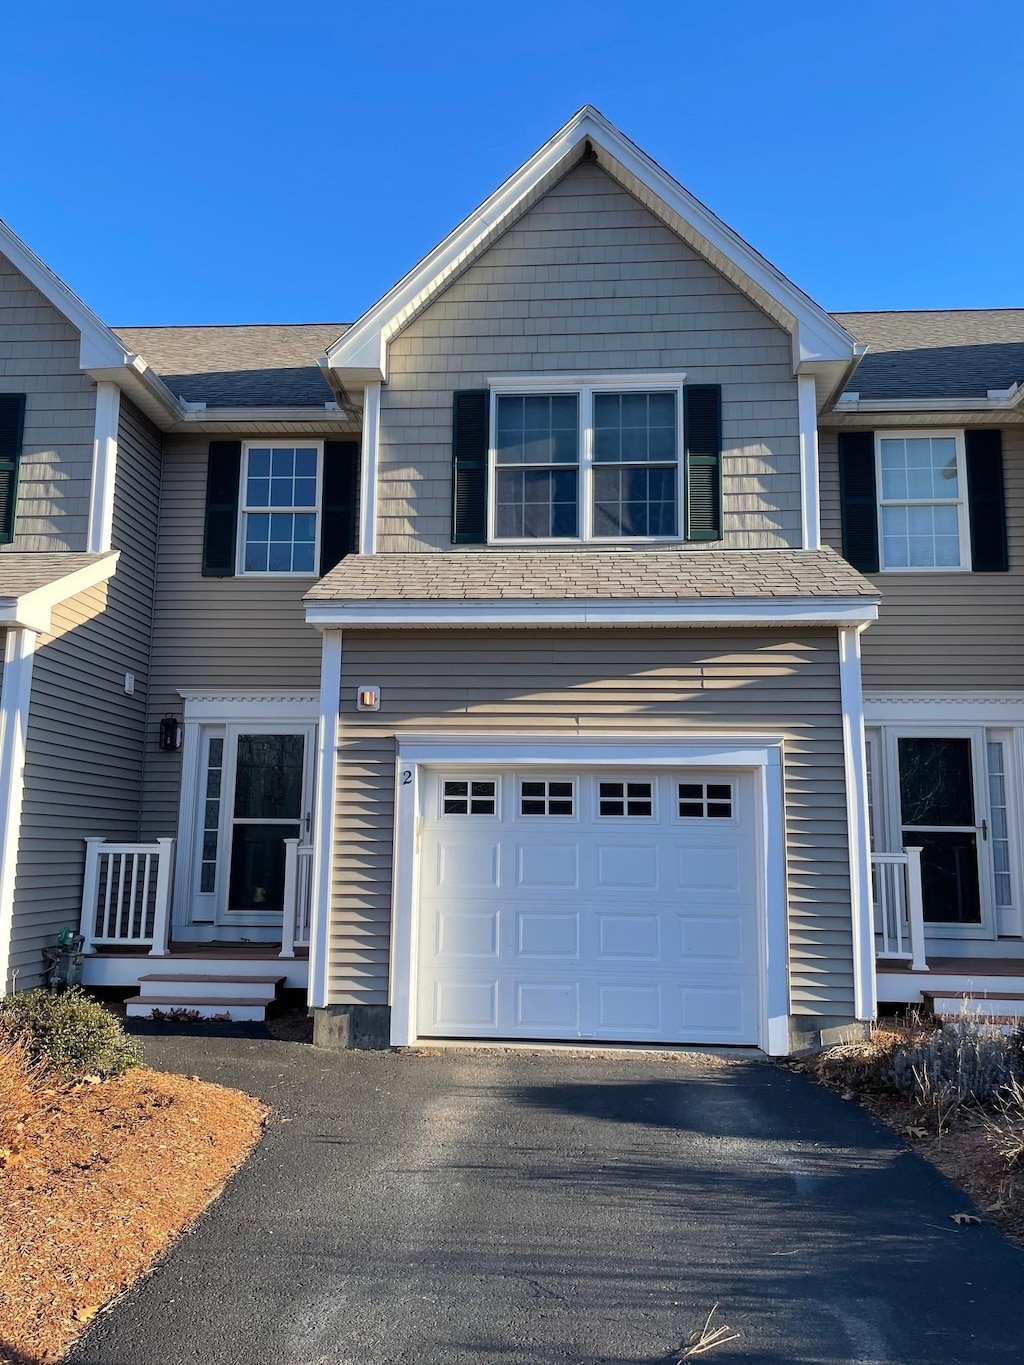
top-left (839, 625), bottom-right (876, 1022)
top-left (0, 628), bottom-right (37, 990)
top-left (308, 631), bottom-right (342, 1010)
top-left (326, 106), bottom-right (856, 383)
top-left (387, 732), bottom-right (790, 1055)
top-left (305, 596), bottom-right (879, 630)
top-left (88, 382), bottom-right (120, 554)
top-left (178, 690), bottom-right (319, 723)
top-left (798, 375), bottom-right (821, 551)
top-left (359, 382), bottom-right (381, 555)
top-left (0, 550), bottom-right (120, 634)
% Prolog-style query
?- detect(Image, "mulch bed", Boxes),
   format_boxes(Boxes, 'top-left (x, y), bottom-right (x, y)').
top-left (0, 1068), bottom-right (267, 1364)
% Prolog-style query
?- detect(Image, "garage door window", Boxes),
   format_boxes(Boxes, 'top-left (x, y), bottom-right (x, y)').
top-left (443, 779), bottom-right (497, 815)
top-left (520, 780), bottom-right (574, 816)
top-left (678, 782), bottom-right (733, 819)
top-left (599, 780), bottom-right (653, 817)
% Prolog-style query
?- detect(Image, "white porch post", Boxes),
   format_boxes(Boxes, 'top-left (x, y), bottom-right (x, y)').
top-left (0, 628), bottom-right (37, 991)
top-left (308, 631), bottom-right (342, 1009)
top-left (839, 624), bottom-right (877, 1022)
top-left (904, 845), bottom-right (928, 972)
top-left (87, 381), bottom-right (120, 554)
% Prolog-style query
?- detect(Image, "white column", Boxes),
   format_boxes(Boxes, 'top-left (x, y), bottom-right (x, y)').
top-left (0, 628), bottom-right (37, 990)
top-left (88, 381), bottom-right (121, 554)
top-left (308, 630), bottom-right (342, 1009)
top-left (839, 624), bottom-right (876, 1021)
top-left (797, 374), bottom-right (821, 551)
top-left (359, 382), bottom-right (381, 555)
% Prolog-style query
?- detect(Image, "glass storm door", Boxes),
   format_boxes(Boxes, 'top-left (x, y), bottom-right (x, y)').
top-left (218, 728), bottom-right (313, 925)
top-left (892, 732), bottom-right (992, 936)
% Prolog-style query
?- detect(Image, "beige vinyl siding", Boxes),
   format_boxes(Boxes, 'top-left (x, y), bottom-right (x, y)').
top-left (820, 425), bottom-right (1024, 689)
top-left (0, 252), bottom-right (95, 551)
top-left (377, 160), bottom-right (801, 554)
top-left (330, 629), bottom-right (852, 1018)
top-left (6, 397), bottom-right (163, 987)
top-left (139, 436), bottom-right (322, 840)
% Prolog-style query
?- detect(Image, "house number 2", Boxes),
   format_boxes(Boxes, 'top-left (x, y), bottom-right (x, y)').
top-left (402, 770), bottom-right (412, 785)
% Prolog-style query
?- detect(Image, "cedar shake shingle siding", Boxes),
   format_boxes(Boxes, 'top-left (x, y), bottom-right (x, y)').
top-left (0, 252), bottom-right (95, 552)
top-left (376, 161), bottom-right (803, 554)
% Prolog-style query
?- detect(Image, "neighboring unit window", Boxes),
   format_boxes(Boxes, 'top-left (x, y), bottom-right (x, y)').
top-left (520, 780), bottom-right (574, 816)
top-left (241, 445), bottom-right (319, 573)
top-left (199, 737), bottom-right (224, 893)
top-left (443, 779), bottom-right (497, 815)
top-left (678, 782), bottom-right (733, 819)
top-left (599, 781), bottom-right (653, 817)
top-left (491, 387), bottom-right (680, 543)
top-left (877, 434), bottom-right (967, 570)
top-left (494, 395), bottom-right (579, 539)
top-left (593, 393), bottom-right (677, 536)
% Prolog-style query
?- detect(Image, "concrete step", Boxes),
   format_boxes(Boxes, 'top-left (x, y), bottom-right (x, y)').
top-left (125, 994), bottom-right (268, 1022)
top-left (137, 972), bottom-right (283, 1003)
top-left (925, 991), bottom-right (1024, 1021)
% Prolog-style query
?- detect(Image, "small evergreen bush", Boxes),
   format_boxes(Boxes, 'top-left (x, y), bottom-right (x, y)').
top-left (0, 987), bottom-right (141, 1079)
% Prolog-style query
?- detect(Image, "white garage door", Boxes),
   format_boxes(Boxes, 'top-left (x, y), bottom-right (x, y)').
top-left (416, 768), bottom-right (762, 1045)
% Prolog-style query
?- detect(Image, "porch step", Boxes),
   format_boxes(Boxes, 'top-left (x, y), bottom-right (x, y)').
top-left (125, 995), bottom-right (269, 1022)
top-left (924, 990), bottom-right (1024, 1022)
top-left (137, 973), bottom-right (283, 1004)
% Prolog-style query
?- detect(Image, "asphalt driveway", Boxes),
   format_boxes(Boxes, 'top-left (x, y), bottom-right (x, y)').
top-left (70, 1038), bottom-right (1024, 1365)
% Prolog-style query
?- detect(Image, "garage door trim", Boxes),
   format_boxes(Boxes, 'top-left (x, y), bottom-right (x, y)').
top-left (390, 734), bottom-right (789, 1055)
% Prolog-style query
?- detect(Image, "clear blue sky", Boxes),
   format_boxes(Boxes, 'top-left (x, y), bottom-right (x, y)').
top-left (2, 1), bottom-right (1022, 324)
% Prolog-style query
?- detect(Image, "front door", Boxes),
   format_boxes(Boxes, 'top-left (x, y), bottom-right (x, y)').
top-left (887, 729), bottom-right (993, 938)
top-left (188, 724), bottom-right (314, 938)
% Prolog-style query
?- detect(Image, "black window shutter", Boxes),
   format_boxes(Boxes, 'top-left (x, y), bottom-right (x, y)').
top-left (202, 440), bottom-right (241, 577)
top-left (965, 429), bottom-right (1008, 572)
top-left (451, 390), bottom-right (489, 544)
top-left (320, 440), bottom-right (360, 575)
top-left (838, 431), bottom-right (879, 573)
top-left (0, 394), bottom-right (26, 545)
top-left (683, 385), bottom-right (722, 541)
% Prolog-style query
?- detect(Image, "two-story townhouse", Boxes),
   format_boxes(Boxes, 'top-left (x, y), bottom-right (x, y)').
top-left (2, 106), bottom-right (1017, 1053)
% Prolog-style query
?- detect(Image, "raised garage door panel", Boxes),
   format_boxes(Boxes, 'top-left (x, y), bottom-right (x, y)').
top-left (417, 769), bottom-right (761, 1045)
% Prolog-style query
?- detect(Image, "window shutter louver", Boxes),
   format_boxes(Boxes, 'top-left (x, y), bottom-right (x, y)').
top-left (202, 440), bottom-right (241, 577)
top-left (451, 389), bottom-right (489, 544)
top-left (320, 439), bottom-right (360, 575)
top-left (965, 429), bottom-right (1008, 572)
top-left (0, 394), bottom-right (26, 545)
top-left (683, 385), bottom-right (722, 541)
top-left (838, 431), bottom-right (879, 573)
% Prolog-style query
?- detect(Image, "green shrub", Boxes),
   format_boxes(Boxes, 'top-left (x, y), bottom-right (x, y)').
top-left (0, 987), bottom-right (141, 1079)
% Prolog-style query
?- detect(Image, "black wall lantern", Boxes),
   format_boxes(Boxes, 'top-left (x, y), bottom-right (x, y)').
top-left (158, 715), bottom-right (183, 752)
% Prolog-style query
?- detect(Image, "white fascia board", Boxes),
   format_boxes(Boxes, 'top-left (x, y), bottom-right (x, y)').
top-left (833, 391), bottom-right (1024, 415)
top-left (305, 596), bottom-right (879, 629)
top-left (0, 550), bottom-right (120, 633)
top-left (327, 106), bottom-right (856, 384)
top-left (396, 733), bottom-right (784, 768)
top-left (865, 691), bottom-right (1024, 723)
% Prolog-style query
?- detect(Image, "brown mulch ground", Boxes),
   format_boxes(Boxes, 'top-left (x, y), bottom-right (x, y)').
top-left (0, 1067), bottom-right (268, 1364)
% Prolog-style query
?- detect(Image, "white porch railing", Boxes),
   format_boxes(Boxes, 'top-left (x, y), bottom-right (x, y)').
top-left (280, 839), bottom-right (314, 959)
top-left (80, 837), bottom-right (175, 956)
top-left (872, 846), bottom-right (927, 972)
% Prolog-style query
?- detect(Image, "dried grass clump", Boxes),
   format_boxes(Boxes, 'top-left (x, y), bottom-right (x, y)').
top-left (892, 1009), bottom-right (1022, 1110)
top-left (985, 1075), bottom-right (1024, 1170)
top-left (0, 1028), bottom-right (51, 1164)
top-left (811, 1022), bottom-right (921, 1092)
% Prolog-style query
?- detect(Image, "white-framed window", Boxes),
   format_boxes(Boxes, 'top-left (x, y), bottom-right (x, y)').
top-left (238, 442), bottom-right (322, 574)
top-left (876, 431), bottom-right (970, 571)
top-left (489, 380), bottom-right (684, 543)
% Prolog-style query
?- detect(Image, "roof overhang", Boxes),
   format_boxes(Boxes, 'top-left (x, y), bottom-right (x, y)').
top-left (0, 550), bottom-right (119, 633)
top-left (832, 385), bottom-right (1024, 416)
top-left (325, 106), bottom-right (859, 410)
top-left (305, 595), bottom-right (878, 630)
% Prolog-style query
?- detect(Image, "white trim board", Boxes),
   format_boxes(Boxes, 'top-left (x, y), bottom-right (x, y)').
top-left (864, 694), bottom-right (1024, 723)
top-left (179, 691), bottom-right (319, 723)
top-left (308, 632), bottom-right (342, 1010)
top-left (88, 382), bottom-right (120, 554)
top-left (325, 106), bottom-right (856, 394)
top-left (839, 624), bottom-right (877, 1022)
top-left (388, 733), bottom-right (790, 1056)
top-left (798, 375), bottom-right (821, 551)
top-left (305, 596), bottom-right (879, 630)
top-left (0, 628), bottom-right (37, 990)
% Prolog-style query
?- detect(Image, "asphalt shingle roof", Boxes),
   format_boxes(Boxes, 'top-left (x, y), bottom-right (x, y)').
top-left (834, 310), bottom-right (1024, 400)
top-left (0, 552), bottom-right (114, 599)
top-left (112, 324), bottom-right (349, 407)
top-left (306, 547), bottom-right (878, 603)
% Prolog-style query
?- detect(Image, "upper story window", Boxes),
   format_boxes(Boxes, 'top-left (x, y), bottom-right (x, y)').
top-left (877, 433), bottom-right (969, 571)
top-left (490, 384), bottom-right (682, 543)
top-left (239, 444), bottom-right (321, 574)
